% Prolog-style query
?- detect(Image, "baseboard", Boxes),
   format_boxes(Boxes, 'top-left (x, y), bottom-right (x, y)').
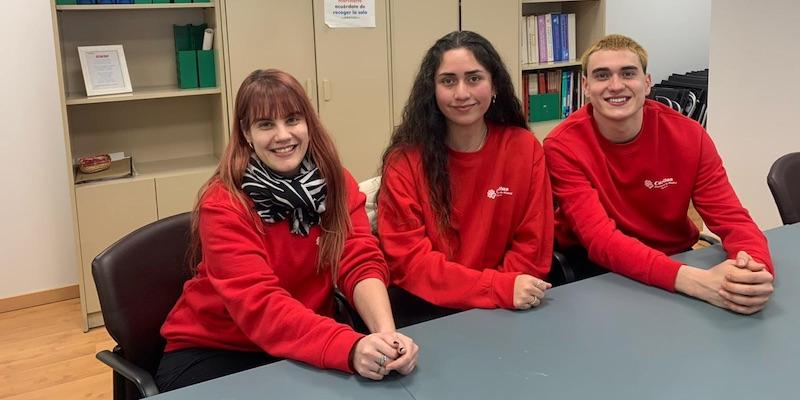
top-left (0, 285), bottom-right (80, 313)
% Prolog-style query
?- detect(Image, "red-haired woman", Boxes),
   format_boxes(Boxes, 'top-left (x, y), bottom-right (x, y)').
top-left (155, 69), bottom-right (418, 391)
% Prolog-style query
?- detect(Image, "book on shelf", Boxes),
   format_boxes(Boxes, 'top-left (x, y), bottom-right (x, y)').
top-left (523, 13), bottom-right (577, 65)
top-left (537, 72), bottom-right (546, 94)
top-left (526, 15), bottom-right (539, 64)
top-left (74, 153), bottom-right (134, 185)
top-left (559, 13), bottom-right (569, 62)
top-left (551, 14), bottom-right (562, 62)
top-left (544, 14), bottom-right (554, 63)
top-left (525, 67), bottom-right (583, 122)
top-left (520, 16), bottom-right (528, 64)
top-left (537, 15), bottom-right (547, 64)
top-left (567, 13), bottom-right (577, 61)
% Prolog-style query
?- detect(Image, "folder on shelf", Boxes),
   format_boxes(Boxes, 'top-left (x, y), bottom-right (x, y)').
top-left (529, 93), bottom-right (561, 122)
top-left (176, 50), bottom-right (199, 89)
top-left (197, 50), bottom-right (216, 88)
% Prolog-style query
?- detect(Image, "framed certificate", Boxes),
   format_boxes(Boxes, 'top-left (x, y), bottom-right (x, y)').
top-left (77, 45), bottom-right (133, 96)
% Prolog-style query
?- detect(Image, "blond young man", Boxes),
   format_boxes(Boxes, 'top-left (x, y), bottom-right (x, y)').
top-left (543, 34), bottom-right (774, 314)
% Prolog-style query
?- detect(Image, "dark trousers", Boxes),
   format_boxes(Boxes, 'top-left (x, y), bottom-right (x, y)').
top-left (155, 348), bottom-right (279, 392)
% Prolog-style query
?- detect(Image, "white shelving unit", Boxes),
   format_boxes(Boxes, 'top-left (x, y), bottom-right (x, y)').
top-left (51, 0), bottom-right (229, 330)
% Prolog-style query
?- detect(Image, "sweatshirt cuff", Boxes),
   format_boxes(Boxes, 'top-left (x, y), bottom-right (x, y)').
top-left (491, 271), bottom-right (520, 309)
top-left (322, 328), bottom-right (364, 373)
top-left (652, 256), bottom-right (683, 292)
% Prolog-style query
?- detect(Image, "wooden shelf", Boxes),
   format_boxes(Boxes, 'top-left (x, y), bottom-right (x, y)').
top-left (56, 3), bottom-right (213, 11)
top-left (136, 154), bottom-right (218, 179)
top-left (522, 60), bottom-right (581, 72)
top-left (74, 154), bottom-right (218, 188)
top-left (66, 86), bottom-right (221, 105)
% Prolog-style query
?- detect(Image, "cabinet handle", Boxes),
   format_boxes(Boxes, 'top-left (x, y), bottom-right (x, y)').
top-left (304, 78), bottom-right (315, 103)
top-left (323, 79), bottom-right (331, 102)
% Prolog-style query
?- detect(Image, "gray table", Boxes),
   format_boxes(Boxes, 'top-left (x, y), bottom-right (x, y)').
top-left (152, 224), bottom-right (799, 399)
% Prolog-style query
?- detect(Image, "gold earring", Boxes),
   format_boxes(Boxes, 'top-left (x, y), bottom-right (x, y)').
top-left (247, 141), bottom-right (254, 149)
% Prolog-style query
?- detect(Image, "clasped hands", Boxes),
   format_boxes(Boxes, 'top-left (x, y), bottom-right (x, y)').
top-left (352, 331), bottom-right (418, 380)
top-left (681, 250), bottom-right (774, 315)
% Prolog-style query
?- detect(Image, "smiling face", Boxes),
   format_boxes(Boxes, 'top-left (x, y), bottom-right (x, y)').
top-left (583, 49), bottom-right (652, 140)
top-left (434, 48), bottom-right (494, 133)
top-left (244, 113), bottom-right (309, 176)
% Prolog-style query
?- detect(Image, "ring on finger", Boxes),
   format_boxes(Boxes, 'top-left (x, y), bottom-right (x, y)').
top-left (531, 296), bottom-right (540, 306)
top-left (378, 353), bottom-right (386, 367)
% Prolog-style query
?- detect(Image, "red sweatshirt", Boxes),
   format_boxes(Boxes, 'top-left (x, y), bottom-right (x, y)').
top-left (160, 171), bottom-right (388, 374)
top-left (544, 100), bottom-right (773, 291)
top-left (378, 123), bottom-right (553, 310)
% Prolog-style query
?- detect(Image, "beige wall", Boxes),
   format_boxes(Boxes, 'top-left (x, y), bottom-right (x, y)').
top-left (0, 1), bottom-right (78, 298)
top-left (707, 0), bottom-right (800, 229)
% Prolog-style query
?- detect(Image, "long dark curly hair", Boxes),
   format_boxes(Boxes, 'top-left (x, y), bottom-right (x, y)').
top-left (380, 30), bottom-right (527, 239)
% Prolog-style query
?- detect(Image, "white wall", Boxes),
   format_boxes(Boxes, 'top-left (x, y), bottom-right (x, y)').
top-left (707, 0), bottom-right (800, 229)
top-left (605, 0), bottom-right (711, 84)
top-left (0, 2), bottom-right (78, 298)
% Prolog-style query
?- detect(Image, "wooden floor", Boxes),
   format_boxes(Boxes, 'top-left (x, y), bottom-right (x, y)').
top-left (0, 299), bottom-right (114, 400)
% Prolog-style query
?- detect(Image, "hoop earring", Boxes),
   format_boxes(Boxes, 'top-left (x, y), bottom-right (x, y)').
top-left (247, 141), bottom-right (254, 149)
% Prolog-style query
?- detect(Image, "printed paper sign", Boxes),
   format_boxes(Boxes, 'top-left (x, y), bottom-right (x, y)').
top-left (325, 0), bottom-right (375, 28)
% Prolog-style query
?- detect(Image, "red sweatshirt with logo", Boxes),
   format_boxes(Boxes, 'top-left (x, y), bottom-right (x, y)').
top-left (378, 123), bottom-right (553, 310)
top-left (543, 100), bottom-right (773, 291)
top-left (160, 171), bottom-right (388, 373)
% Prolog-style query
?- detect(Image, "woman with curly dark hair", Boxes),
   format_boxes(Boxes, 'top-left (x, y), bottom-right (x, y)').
top-left (378, 31), bottom-right (554, 324)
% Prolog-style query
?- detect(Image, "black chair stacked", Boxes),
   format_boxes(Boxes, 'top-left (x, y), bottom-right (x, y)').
top-left (92, 212), bottom-right (193, 400)
top-left (649, 69), bottom-right (709, 127)
top-left (768, 152), bottom-right (800, 225)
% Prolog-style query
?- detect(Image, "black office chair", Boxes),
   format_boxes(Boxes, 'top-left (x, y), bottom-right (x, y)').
top-left (92, 212), bottom-right (193, 400)
top-left (548, 249), bottom-right (576, 286)
top-left (768, 152), bottom-right (800, 225)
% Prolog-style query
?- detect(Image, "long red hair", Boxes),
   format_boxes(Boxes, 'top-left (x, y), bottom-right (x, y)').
top-left (189, 69), bottom-right (351, 279)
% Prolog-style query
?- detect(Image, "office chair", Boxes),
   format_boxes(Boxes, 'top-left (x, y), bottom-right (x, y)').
top-left (92, 212), bottom-right (193, 400)
top-left (768, 152), bottom-right (800, 225)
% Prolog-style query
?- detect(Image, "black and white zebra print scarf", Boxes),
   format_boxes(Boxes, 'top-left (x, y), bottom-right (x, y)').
top-left (241, 155), bottom-right (327, 236)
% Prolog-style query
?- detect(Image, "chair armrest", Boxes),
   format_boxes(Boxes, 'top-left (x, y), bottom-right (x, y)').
top-left (550, 250), bottom-right (577, 286)
top-left (698, 233), bottom-right (720, 246)
top-left (96, 349), bottom-right (160, 398)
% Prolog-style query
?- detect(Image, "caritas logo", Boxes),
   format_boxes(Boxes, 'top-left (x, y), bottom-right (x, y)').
top-left (487, 186), bottom-right (513, 199)
top-left (644, 178), bottom-right (677, 190)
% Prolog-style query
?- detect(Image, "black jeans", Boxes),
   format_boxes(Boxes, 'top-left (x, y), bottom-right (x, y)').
top-left (155, 348), bottom-right (279, 392)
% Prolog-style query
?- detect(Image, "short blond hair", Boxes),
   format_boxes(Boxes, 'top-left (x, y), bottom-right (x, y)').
top-left (581, 34), bottom-right (648, 76)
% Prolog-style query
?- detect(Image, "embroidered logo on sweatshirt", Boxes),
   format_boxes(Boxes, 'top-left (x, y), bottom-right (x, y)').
top-left (644, 178), bottom-right (677, 190)
top-left (487, 186), bottom-right (513, 199)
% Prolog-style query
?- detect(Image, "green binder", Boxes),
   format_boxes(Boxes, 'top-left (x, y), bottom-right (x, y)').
top-left (529, 93), bottom-right (561, 122)
top-left (197, 50), bottom-right (216, 88)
